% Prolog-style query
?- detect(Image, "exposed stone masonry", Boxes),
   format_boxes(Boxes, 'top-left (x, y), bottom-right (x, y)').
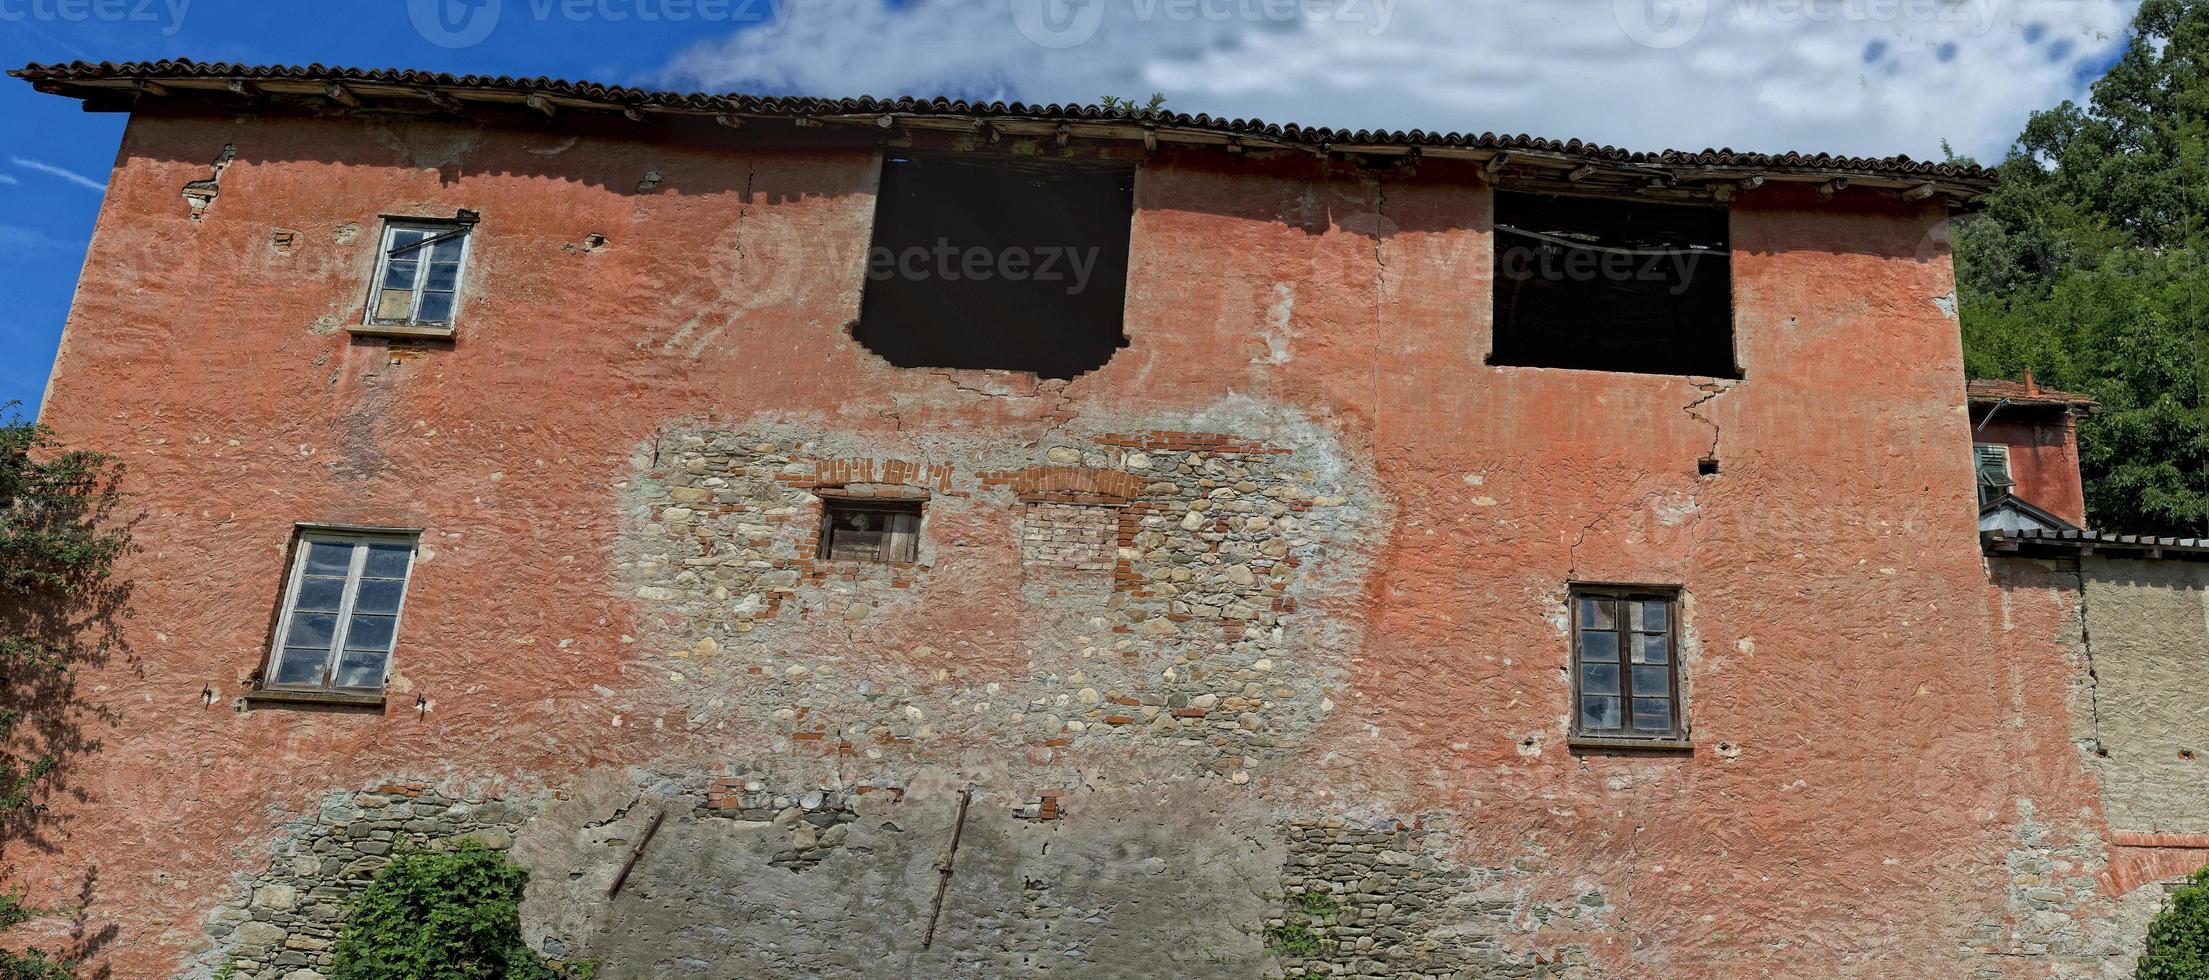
top-left (618, 416), bottom-right (1375, 775)
top-left (190, 784), bottom-right (532, 980)
top-left (701, 776), bottom-right (877, 872)
top-left (1269, 818), bottom-right (1601, 980)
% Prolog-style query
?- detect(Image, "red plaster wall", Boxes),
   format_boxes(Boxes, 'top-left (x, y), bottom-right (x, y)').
top-left (11, 104), bottom-right (2108, 977)
top-left (1972, 408), bottom-right (2088, 526)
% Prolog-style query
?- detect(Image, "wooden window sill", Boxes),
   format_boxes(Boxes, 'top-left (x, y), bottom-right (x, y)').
top-left (349, 323), bottom-right (456, 340)
top-left (242, 688), bottom-right (387, 709)
top-left (1568, 735), bottom-right (1694, 752)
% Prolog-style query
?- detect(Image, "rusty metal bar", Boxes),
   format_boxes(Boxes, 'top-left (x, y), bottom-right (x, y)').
top-left (605, 807), bottom-right (667, 899)
top-left (920, 784), bottom-right (974, 949)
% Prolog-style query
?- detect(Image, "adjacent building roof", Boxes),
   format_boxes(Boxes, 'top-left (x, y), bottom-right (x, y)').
top-left (1967, 376), bottom-right (2099, 410)
top-left (12, 59), bottom-right (1999, 205)
top-left (1984, 528), bottom-right (2209, 561)
top-left (1978, 495), bottom-right (2078, 535)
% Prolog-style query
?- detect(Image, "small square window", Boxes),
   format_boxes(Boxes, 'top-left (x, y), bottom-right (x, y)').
top-left (262, 528), bottom-right (419, 694)
top-left (366, 219), bottom-right (471, 330)
top-left (1571, 586), bottom-right (1683, 741)
top-left (818, 498), bottom-right (922, 562)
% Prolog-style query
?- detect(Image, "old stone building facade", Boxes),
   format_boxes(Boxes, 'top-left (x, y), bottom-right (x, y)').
top-left (7, 60), bottom-right (2208, 979)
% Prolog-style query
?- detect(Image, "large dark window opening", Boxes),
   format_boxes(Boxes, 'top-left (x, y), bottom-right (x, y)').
top-left (1491, 192), bottom-right (1736, 378)
top-left (855, 153), bottom-right (1135, 380)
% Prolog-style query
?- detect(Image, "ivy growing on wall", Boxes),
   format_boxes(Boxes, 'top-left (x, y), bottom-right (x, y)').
top-left (329, 841), bottom-right (554, 980)
top-left (0, 409), bottom-right (130, 979)
top-left (2140, 866), bottom-right (2209, 979)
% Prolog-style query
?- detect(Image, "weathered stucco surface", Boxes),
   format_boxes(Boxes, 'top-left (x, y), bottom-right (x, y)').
top-left (2074, 557), bottom-right (2209, 834)
top-left (8, 100), bottom-right (2191, 978)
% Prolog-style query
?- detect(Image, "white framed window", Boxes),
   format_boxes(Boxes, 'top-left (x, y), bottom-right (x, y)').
top-left (263, 527), bottom-right (419, 694)
top-left (366, 219), bottom-right (471, 329)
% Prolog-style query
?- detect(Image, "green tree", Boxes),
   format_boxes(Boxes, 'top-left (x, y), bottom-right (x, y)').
top-left (2140, 865), bottom-right (2209, 978)
top-left (0, 409), bottom-right (128, 978)
top-left (1955, 0), bottom-right (2209, 536)
top-left (329, 842), bottom-right (554, 980)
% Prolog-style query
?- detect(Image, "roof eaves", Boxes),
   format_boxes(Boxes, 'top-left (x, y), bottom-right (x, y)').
top-left (10, 59), bottom-right (2001, 201)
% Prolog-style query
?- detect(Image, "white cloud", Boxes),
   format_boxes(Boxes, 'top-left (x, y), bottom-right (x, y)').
top-left (12, 157), bottom-right (107, 193)
top-left (661, 0), bottom-right (2139, 161)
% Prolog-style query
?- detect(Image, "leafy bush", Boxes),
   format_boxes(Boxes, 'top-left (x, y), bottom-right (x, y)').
top-left (0, 409), bottom-right (129, 980)
top-left (2141, 866), bottom-right (2209, 979)
top-left (329, 841), bottom-right (553, 980)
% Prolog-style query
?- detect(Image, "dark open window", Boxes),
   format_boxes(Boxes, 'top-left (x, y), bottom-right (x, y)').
top-left (818, 497), bottom-right (922, 562)
top-left (1571, 586), bottom-right (1683, 741)
top-left (1491, 192), bottom-right (1735, 377)
top-left (855, 153), bottom-right (1134, 380)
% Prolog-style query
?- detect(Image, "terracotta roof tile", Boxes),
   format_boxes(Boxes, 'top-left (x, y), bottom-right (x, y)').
top-left (11, 60), bottom-right (1997, 194)
top-left (1966, 377), bottom-right (2099, 408)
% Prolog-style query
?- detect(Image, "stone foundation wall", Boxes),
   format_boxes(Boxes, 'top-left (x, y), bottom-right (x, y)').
top-left (188, 784), bottom-right (533, 980)
top-left (1269, 818), bottom-right (1601, 979)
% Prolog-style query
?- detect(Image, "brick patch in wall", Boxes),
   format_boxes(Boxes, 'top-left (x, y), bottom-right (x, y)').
top-left (1018, 501), bottom-right (1119, 571)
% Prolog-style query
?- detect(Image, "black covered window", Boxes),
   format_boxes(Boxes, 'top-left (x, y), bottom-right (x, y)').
top-left (1492, 192), bottom-right (1735, 377)
top-left (855, 153), bottom-right (1134, 380)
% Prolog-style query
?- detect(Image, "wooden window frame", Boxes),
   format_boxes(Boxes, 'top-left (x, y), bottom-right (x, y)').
top-left (1568, 584), bottom-right (1689, 748)
top-left (816, 497), bottom-right (923, 563)
top-left (359, 217), bottom-right (473, 336)
top-left (256, 526), bottom-right (420, 699)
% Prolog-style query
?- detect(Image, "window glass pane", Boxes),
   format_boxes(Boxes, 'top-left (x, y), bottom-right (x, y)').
top-left (332, 649), bottom-right (389, 689)
top-left (1631, 665), bottom-right (1672, 696)
top-left (304, 541), bottom-right (355, 575)
top-left (293, 576), bottom-right (347, 613)
top-left (353, 578), bottom-right (406, 615)
top-left (362, 542), bottom-right (413, 579)
top-left (429, 234), bottom-right (466, 261)
top-left (1579, 630), bottom-right (1618, 662)
top-left (1579, 695), bottom-right (1623, 731)
top-left (285, 613), bottom-right (338, 650)
top-left (381, 255), bottom-right (420, 289)
top-left (1631, 600), bottom-right (1668, 631)
top-left (375, 288), bottom-right (418, 321)
top-left (415, 291), bottom-right (455, 323)
top-left (1632, 698), bottom-right (1673, 732)
top-left (1579, 662), bottom-right (1619, 696)
top-left (1577, 596), bottom-right (1614, 630)
top-left (344, 614), bottom-right (397, 652)
top-left (424, 260), bottom-right (460, 291)
top-left (1634, 632), bottom-right (1669, 664)
top-left (389, 228), bottom-right (430, 250)
top-left (273, 647), bottom-right (331, 686)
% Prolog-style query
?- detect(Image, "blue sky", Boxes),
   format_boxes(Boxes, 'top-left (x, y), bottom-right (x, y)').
top-left (0, 0), bottom-right (2140, 418)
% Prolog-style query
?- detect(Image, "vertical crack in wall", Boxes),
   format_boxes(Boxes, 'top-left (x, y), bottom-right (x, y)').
top-left (1568, 475), bottom-right (1649, 581)
top-left (1682, 380), bottom-right (1736, 465)
top-left (2071, 558), bottom-right (2108, 757)
top-left (1368, 175), bottom-right (1389, 446)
